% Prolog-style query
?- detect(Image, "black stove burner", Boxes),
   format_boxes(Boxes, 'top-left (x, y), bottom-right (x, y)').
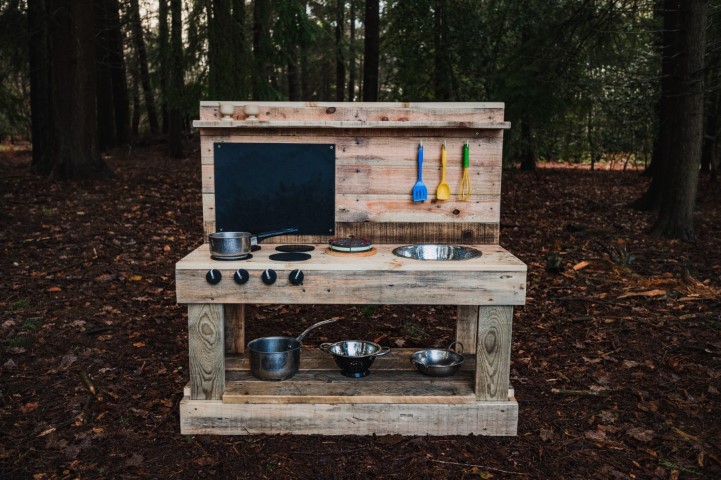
top-left (211, 253), bottom-right (253, 261)
top-left (328, 237), bottom-right (372, 253)
top-left (275, 245), bottom-right (315, 253)
top-left (269, 252), bottom-right (311, 262)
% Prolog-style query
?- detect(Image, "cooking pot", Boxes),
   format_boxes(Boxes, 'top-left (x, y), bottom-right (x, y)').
top-left (208, 228), bottom-right (298, 259)
top-left (410, 342), bottom-right (464, 377)
top-left (319, 340), bottom-right (390, 378)
top-left (247, 319), bottom-right (337, 381)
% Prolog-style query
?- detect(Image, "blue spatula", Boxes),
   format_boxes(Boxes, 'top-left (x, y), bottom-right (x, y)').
top-left (412, 141), bottom-right (428, 202)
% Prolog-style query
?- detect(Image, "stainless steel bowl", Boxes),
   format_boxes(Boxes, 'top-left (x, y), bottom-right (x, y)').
top-left (392, 244), bottom-right (481, 261)
top-left (320, 340), bottom-right (390, 378)
top-left (410, 342), bottom-right (464, 377)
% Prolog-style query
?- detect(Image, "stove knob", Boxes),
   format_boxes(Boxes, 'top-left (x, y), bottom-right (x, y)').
top-left (289, 269), bottom-right (304, 285)
top-left (233, 269), bottom-right (249, 285)
top-left (261, 269), bottom-right (277, 285)
top-left (205, 269), bottom-right (222, 285)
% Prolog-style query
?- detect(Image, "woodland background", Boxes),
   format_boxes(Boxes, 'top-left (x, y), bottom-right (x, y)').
top-left (1, 1), bottom-right (721, 479)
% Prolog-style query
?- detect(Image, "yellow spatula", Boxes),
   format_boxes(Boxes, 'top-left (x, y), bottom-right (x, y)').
top-left (436, 142), bottom-right (450, 200)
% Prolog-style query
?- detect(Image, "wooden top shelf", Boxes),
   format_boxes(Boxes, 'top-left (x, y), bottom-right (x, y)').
top-left (193, 120), bottom-right (511, 129)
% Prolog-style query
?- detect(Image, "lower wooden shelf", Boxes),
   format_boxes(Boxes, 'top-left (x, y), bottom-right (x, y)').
top-left (180, 349), bottom-right (518, 436)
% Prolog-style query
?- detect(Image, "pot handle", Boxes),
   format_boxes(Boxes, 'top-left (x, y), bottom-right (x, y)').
top-left (296, 319), bottom-right (338, 342)
top-left (447, 341), bottom-right (464, 355)
top-left (254, 228), bottom-right (299, 243)
top-left (375, 346), bottom-right (391, 357)
top-left (319, 343), bottom-right (332, 353)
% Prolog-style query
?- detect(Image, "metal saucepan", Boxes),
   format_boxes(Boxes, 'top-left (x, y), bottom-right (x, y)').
top-left (319, 340), bottom-right (390, 378)
top-left (410, 341), bottom-right (464, 377)
top-left (247, 319), bottom-right (337, 381)
top-left (208, 228), bottom-right (298, 259)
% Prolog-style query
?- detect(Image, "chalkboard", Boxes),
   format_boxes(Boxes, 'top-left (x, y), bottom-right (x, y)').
top-left (214, 143), bottom-right (336, 235)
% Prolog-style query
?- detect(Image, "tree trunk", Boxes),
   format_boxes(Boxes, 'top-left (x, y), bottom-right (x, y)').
top-left (649, 0), bottom-right (707, 240)
top-left (252, 0), bottom-right (273, 98)
top-left (631, 0), bottom-right (677, 210)
top-left (158, 0), bottom-right (169, 133)
top-left (287, 46), bottom-right (301, 100)
top-left (44, 0), bottom-right (112, 179)
top-left (208, 0), bottom-right (236, 99)
top-left (168, 0), bottom-right (184, 158)
top-left (362, 0), bottom-right (379, 101)
top-left (335, 0), bottom-right (345, 101)
top-left (519, 115), bottom-right (536, 171)
top-left (96, 0), bottom-right (116, 151)
top-left (107, 0), bottom-right (130, 145)
top-left (28, 0), bottom-right (52, 171)
top-left (347, 0), bottom-right (356, 100)
top-left (129, 0), bottom-right (159, 134)
top-left (231, 0), bottom-right (248, 99)
top-left (433, 0), bottom-right (451, 100)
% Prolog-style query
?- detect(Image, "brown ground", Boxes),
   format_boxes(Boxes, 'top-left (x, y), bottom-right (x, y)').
top-left (1, 144), bottom-right (720, 479)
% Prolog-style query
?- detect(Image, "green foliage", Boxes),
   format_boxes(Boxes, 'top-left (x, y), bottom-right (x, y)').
top-left (0, 0), bottom-right (711, 167)
top-left (0, 1), bottom-right (29, 138)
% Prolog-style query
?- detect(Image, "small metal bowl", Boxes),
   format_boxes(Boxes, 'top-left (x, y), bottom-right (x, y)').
top-left (392, 244), bottom-right (481, 261)
top-left (320, 340), bottom-right (390, 378)
top-left (410, 342), bottom-right (464, 377)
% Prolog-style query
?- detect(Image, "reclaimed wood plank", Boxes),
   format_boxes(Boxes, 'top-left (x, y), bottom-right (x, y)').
top-left (180, 395), bottom-right (518, 435)
top-left (456, 305), bottom-right (479, 354)
top-left (475, 306), bottom-right (513, 401)
top-left (198, 101), bottom-right (507, 123)
top-left (223, 304), bottom-right (244, 354)
top-left (188, 304), bottom-right (225, 400)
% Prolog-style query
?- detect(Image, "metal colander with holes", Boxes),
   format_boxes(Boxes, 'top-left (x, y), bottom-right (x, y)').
top-left (319, 340), bottom-right (390, 378)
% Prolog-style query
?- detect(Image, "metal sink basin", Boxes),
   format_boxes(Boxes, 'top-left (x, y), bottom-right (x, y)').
top-left (392, 244), bottom-right (482, 261)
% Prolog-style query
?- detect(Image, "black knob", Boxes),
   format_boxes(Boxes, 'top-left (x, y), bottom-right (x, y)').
top-left (289, 269), bottom-right (304, 285)
top-left (233, 269), bottom-right (249, 285)
top-left (206, 269), bottom-right (222, 285)
top-left (261, 269), bottom-right (277, 285)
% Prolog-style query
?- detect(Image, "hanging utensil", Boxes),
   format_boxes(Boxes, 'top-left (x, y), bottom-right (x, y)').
top-left (458, 140), bottom-right (472, 200)
top-left (412, 141), bottom-right (428, 202)
top-left (435, 141), bottom-right (451, 200)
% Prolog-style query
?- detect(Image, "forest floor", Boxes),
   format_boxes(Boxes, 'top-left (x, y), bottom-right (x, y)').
top-left (1, 143), bottom-right (720, 479)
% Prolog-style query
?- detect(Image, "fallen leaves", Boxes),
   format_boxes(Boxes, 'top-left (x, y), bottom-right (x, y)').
top-left (617, 289), bottom-right (666, 299)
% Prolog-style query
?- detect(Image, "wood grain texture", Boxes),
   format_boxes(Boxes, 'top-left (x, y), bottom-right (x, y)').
top-left (195, 222), bottom-right (500, 246)
top-left (198, 101), bottom-right (507, 123)
top-left (457, 305), bottom-right (479, 354)
top-left (175, 244), bottom-right (527, 306)
top-left (196, 103), bottom-right (507, 243)
top-left (475, 306), bottom-right (513, 401)
top-left (188, 304), bottom-right (225, 400)
top-left (223, 304), bottom-right (244, 354)
top-left (179, 396), bottom-right (518, 435)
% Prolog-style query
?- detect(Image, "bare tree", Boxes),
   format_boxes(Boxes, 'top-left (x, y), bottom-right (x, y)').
top-left (362, 0), bottom-right (379, 101)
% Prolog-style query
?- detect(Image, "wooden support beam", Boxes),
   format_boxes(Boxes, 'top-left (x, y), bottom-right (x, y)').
top-left (456, 305), bottom-right (478, 354)
top-left (188, 304), bottom-right (225, 400)
top-left (475, 306), bottom-right (512, 401)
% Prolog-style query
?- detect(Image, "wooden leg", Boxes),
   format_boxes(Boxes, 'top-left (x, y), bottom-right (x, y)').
top-left (475, 306), bottom-right (513, 401)
top-left (224, 304), bottom-right (245, 353)
top-left (456, 305), bottom-right (478, 354)
top-left (188, 304), bottom-right (225, 400)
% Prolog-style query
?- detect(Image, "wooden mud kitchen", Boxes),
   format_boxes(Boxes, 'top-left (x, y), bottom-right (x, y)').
top-left (176, 102), bottom-right (527, 436)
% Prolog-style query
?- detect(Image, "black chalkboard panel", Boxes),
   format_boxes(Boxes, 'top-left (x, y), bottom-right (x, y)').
top-left (214, 143), bottom-right (336, 235)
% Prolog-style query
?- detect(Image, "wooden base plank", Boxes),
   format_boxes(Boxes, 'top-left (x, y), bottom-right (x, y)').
top-left (180, 395), bottom-right (517, 436)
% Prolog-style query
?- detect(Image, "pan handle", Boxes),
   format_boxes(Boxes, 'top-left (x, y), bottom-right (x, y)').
top-left (296, 319), bottom-right (338, 342)
top-left (375, 346), bottom-right (391, 357)
top-left (254, 228), bottom-right (299, 244)
top-left (447, 341), bottom-right (464, 355)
